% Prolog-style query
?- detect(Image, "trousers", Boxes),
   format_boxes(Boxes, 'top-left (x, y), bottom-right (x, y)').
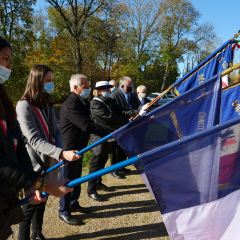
top-left (87, 154), bottom-right (108, 194)
top-left (18, 201), bottom-right (47, 240)
top-left (59, 155), bottom-right (83, 216)
top-left (110, 143), bottom-right (127, 166)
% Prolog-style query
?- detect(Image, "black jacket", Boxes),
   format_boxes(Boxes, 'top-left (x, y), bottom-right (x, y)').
top-left (90, 95), bottom-right (137, 129)
top-left (0, 119), bottom-right (39, 203)
top-left (109, 88), bottom-right (140, 113)
top-left (0, 119), bottom-right (40, 239)
top-left (60, 92), bottom-right (113, 151)
top-left (90, 95), bottom-right (137, 156)
top-left (137, 97), bottom-right (151, 110)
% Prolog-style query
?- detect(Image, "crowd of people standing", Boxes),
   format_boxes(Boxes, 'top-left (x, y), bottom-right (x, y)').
top-left (0, 36), bottom-right (152, 240)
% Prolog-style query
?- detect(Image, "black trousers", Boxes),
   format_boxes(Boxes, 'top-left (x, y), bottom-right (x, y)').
top-left (87, 154), bottom-right (108, 194)
top-left (18, 201), bottom-right (47, 240)
top-left (110, 143), bottom-right (127, 167)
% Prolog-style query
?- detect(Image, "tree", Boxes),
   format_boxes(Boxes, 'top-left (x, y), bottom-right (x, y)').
top-left (121, 0), bottom-right (165, 85)
top-left (0, 0), bottom-right (36, 41)
top-left (159, 0), bottom-right (216, 91)
top-left (45, 0), bottom-right (109, 73)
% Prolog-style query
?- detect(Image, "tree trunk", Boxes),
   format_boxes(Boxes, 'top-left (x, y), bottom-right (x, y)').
top-left (161, 61), bottom-right (169, 92)
top-left (75, 39), bottom-right (82, 73)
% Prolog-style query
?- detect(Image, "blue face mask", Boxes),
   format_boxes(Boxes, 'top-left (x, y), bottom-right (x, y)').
top-left (0, 65), bottom-right (11, 84)
top-left (111, 87), bottom-right (116, 92)
top-left (103, 91), bottom-right (111, 98)
top-left (43, 82), bottom-right (54, 94)
top-left (80, 88), bottom-right (90, 99)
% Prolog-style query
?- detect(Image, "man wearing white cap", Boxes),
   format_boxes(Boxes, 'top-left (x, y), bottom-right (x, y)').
top-left (88, 81), bottom-right (139, 201)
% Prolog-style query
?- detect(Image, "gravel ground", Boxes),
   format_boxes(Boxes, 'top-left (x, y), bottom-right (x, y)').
top-left (8, 163), bottom-right (170, 240)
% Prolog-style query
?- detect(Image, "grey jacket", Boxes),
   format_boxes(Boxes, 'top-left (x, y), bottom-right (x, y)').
top-left (16, 100), bottom-right (63, 173)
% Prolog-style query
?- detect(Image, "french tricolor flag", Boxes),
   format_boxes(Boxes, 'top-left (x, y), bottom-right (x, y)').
top-left (139, 116), bottom-right (240, 240)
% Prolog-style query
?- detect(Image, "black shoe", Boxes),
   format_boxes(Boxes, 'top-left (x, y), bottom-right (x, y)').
top-left (97, 184), bottom-right (115, 192)
top-left (111, 171), bottom-right (125, 179)
top-left (31, 232), bottom-right (46, 240)
top-left (59, 214), bottom-right (80, 225)
top-left (120, 167), bottom-right (131, 173)
top-left (71, 206), bottom-right (91, 213)
top-left (88, 192), bottom-right (104, 201)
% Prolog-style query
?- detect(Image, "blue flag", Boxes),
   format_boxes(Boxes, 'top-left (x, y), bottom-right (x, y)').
top-left (171, 39), bottom-right (234, 96)
top-left (138, 116), bottom-right (240, 239)
top-left (222, 82), bottom-right (240, 122)
top-left (113, 73), bottom-right (222, 158)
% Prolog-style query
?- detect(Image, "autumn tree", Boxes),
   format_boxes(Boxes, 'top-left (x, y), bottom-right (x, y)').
top-left (45, 0), bottom-right (111, 73)
top-left (159, 0), bottom-right (216, 91)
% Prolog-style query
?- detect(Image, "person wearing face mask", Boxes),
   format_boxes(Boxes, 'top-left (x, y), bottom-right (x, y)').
top-left (16, 65), bottom-right (81, 240)
top-left (136, 85), bottom-right (151, 110)
top-left (109, 76), bottom-right (146, 177)
top-left (0, 37), bottom-right (76, 240)
top-left (87, 81), bottom-right (137, 201)
top-left (109, 79), bottom-right (117, 92)
top-left (58, 75), bottom-right (113, 225)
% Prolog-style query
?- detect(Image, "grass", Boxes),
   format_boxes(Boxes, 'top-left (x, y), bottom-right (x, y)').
top-left (82, 149), bottom-right (92, 167)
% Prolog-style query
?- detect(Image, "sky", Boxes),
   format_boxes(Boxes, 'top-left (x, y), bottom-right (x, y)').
top-left (34, 0), bottom-right (240, 75)
top-left (34, 0), bottom-right (240, 43)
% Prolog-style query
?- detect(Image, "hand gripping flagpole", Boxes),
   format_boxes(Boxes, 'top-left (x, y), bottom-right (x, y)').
top-left (43, 133), bottom-right (113, 176)
top-left (17, 155), bottom-right (139, 207)
top-left (131, 85), bottom-right (175, 121)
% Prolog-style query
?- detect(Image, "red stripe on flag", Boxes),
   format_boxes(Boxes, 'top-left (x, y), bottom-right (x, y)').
top-left (222, 138), bottom-right (237, 146)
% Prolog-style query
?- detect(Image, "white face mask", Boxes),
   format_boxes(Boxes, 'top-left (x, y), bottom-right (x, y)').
top-left (139, 93), bottom-right (146, 99)
top-left (0, 65), bottom-right (11, 84)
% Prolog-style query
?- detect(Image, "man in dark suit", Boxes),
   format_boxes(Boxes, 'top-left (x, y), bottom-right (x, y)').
top-left (109, 76), bottom-right (142, 178)
top-left (59, 74), bottom-right (113, 225)
top-left (136, 85), bottom-right (151, 109)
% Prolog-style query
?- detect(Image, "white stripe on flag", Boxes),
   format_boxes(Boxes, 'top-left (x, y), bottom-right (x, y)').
top-left (162, 189), bottom-right (240, 240)
top-left (222, 75), bottom-right (228, 88)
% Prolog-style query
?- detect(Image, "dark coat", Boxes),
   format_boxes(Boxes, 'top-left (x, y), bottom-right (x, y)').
top-left (0, 119), bottom-right (40, 239)
top-left (60, 92), bottom-right (113, 151)
top-left (89, 95), bottom-right (136, 156)
top-left (137, 97), bottom-right (151, 110)
top-left (109, 88), bottom-right (140, 113)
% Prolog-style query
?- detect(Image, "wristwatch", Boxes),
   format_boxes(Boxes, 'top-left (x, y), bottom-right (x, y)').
top-left (33, 178), bottom-right (43, 190)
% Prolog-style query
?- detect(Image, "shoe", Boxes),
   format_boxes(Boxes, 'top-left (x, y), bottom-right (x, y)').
top-left (71, 206), bottom-right (91, 213)
top-left (120, 167), bottom-right (131, 173)
top-left (111, 171), bottom-right (125, 179)
top-left (88, 192), bottom-right (104, 201)
top-left (59, 214), bottom-right (80, 225)
top-left (31, 232), bottom-right (46, 240)
top-left (97, 184), bottom-right (115, 192)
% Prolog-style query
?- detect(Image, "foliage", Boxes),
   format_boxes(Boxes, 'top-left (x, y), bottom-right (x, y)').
top-left (1, 0), bottom-right (220, 105)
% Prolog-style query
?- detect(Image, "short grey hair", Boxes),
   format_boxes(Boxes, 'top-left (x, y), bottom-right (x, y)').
top-left (69, 74), bottom-right (87, 91)
top-left (109, 80), bottom-right (117, 87)
top-left (137, 85), bottom-right (146, 92)
top-left (119, 76), bottom-right (132, 86)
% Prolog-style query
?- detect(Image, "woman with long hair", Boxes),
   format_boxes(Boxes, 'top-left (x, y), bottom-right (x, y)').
top-left (0, 37), bottom-right (77, 240)
top-left (16, 64), bottom-right (81, 240)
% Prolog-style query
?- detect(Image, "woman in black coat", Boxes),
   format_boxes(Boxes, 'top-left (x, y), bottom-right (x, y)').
top-left (0, 37), bottom-right (75, 240)
top-left (87, 81), bottom-right (137, 201)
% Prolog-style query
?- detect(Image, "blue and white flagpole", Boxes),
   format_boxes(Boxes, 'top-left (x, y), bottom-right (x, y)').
top-left (17, 156), bottom-right (139, 206)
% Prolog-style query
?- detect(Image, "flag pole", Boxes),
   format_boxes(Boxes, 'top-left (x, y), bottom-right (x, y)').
top-left (132, 62), bottom-right (240, 122)
top-left (16, 156), bottom-right (139, 207)
top-left (42, 133), bottom-right (113, 176)
top-left (222, 62), bottom-right (240, 76)
top-left (132, 85), bottom-right (175, 121)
